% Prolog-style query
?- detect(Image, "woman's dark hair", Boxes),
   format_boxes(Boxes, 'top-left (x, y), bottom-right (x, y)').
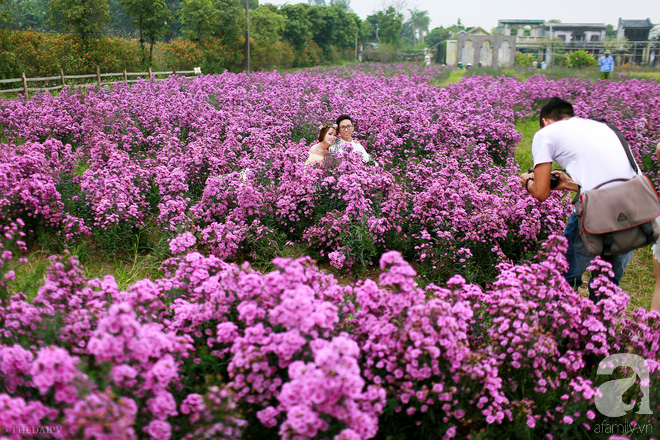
top-left (318, 122), bottom-right (337, 142)
top-left (539, 97), bottom-right (574, 128)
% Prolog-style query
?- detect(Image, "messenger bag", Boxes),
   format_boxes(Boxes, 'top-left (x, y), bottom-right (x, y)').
top-left (573, 122), bottom-right (660, 256)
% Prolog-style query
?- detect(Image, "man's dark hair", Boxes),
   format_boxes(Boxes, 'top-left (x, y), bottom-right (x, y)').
top-left (539, 97), bottom-right (575, 128)
top-left (336, 114), bottom-right (354, 127)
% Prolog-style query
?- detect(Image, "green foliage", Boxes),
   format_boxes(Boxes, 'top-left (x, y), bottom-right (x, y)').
top-left (106, 0), bottom-right (134, 36)
top-left (250, 5), bottom-right (285, 45)
top-left (0, 30), bottom-right (142, 79)
top-left (3, 0), bottom-right (51, 31)
top-left (251, 40), bottom-right (293, 70)
top-left (425, 26), bottom-right (451, 48)
top-left (292, 40), bottom-right (322, 68)
top-left (280, 3), bottom-right (312, 48)
top-left (515, 51), bottom-right (535, 67)
top-left (164, 37), bottom-right (204, 69)
top-left (211, 0), bottom-right (245, 44)
top-left (180, 0), bottom-right (219, 41)
top-left (368, 6), bottom-right (403, 46)
top-left (196, 36), bottom-right (243, 73)
top-left (565, 49), bottom-right (597, 69)
top-left (309, 4), bottom-right (359, 62)
top-left (404, 8), bottom-right (429, 46)
top-left (48, 0), bottom-right (110, 44)
top-left (120, 0), bottom-right (173, 63)
top-left (372, 43), bottom-right (398, 63)
top-left (605, 23), bottom-right (616, 39)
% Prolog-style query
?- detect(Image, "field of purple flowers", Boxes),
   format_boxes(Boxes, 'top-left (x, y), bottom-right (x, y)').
top-left (0, 64), bottom-right (659, 439)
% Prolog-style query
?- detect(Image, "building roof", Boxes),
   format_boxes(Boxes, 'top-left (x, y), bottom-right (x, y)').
top-left (498, 19), bottom-right (545, 25)
top-left (618, 18), bottom-right (653, 28)
top-left (466, 26), bottom-right (490, 35)
top-left (545, 23), bottom-right (606, 29)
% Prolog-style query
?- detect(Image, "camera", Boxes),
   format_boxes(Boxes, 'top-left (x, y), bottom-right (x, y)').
top-left (528, 168), bottom-right (560, 189)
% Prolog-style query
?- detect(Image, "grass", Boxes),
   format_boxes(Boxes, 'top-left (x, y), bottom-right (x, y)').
top-left (433, 69), bottom-right (466, 86)
top-left (626, 71), bottom-right (660, 81)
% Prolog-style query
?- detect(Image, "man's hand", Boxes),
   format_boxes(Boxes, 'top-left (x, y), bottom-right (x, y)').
top-left (520, 171), bottom-right (534, 188)
top-left (521, 164), bottom-right (579, 202)
top-left (552, 170), bottom-right (579, 192)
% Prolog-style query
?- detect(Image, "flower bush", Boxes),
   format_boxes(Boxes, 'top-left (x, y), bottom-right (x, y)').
top-left (0, 235), bottom-right (658, 439)
top-left (1, 64), bottom-right (659, 439)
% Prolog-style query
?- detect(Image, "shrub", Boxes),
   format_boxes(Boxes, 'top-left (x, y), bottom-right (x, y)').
top-left (566, 49), bottom-right (598, 69)
top-left (197, 37), bottom-right (244, 73)
top-left (293, 41), bottom-right (322, 68)
top-left (374, 43), bottom-right (398, 63)
top-left (515, 51), bottom-right (535, 67)
top-left (163, 39), bottom-right (205, 71)
top-left (251, 40), bottom-right (295, 71)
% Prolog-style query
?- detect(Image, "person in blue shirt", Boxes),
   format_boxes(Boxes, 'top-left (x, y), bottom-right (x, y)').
top-left (599, 50), bottom-right (614, 79)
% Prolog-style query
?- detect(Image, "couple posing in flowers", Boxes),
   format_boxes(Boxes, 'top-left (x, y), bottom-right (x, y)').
top-left (305, 114), bottom-right (373, 165)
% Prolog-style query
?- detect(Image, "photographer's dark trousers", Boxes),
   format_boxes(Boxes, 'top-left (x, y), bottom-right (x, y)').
top-left (563, 214), bottom-right (633, 302)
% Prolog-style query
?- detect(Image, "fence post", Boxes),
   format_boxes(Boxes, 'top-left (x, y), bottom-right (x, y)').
top-left (172, 67), bottom-right (176, 76)
top-left (60, 68), bottom-right (65, 87)
top-left (96, 65), bottom-right (101, 87)
top-left (123, 68), bottom-right (127, 82)
top-left (22, 72), bottom-right (28, 95)
top-left (149, 67), bottom-right (153, 79)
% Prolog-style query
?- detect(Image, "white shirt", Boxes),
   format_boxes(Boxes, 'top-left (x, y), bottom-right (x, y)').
top-left (330, 139), bottom-right (372, 163)
top-left (532, 117), bottom-right (637, 191)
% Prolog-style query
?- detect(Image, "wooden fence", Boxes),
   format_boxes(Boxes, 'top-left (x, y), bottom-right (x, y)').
top-left (0, 66), bottom-right (200, 95)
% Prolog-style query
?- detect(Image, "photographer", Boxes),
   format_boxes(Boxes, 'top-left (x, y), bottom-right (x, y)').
top-left (520, 97), bottom-right (637, 302)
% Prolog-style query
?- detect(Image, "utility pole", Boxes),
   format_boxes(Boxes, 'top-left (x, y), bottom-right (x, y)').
top-left (245, 0), bottom-right (250, 73)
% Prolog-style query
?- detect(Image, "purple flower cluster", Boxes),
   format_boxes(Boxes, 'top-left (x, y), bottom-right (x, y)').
top-left (0, 236), bottom-right (658, 439)
top-left (14, 67), bottom-right (659, 275)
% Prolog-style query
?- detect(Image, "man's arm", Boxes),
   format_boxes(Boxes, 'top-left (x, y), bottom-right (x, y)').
top-left (522, 162), bottom-right (553, 201)
top-left (520, 162), bottom-right (579, 202)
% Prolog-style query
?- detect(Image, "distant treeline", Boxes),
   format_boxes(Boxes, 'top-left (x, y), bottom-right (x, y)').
top-left (0, 0), bottom-right (463, 77)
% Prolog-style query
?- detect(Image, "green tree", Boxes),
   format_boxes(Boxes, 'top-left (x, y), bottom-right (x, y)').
top-left (281, 3), bottom-right (312, 48)
top-left (605, 24), bottom-right (617, 39)
top-left (0, 0), bottom-right (10, 28)
top-left (309, 4), bottom-right (358, 61)
top-left (3, 0), bottom-right (50, 30)
top-left (213, 0), bottom-right (245, 44)
top-left (164, 0), bottom-right (183, 40)
top-left (250, 5), bottom-right (284, 44)
top-left (180, 0), bottom-right (219, 41)
top-left (121, 0), bottom-right (172, 63)
top-left (373, 6), bottom-right (402, 46)
top-left (425, 26), bottom-right (451, 48)
top-left (106, 0), bottom-right (134, 36)
top-left (48, 0), bottom-right (109, 45)
top-left (407, 8), bottom-right (429, 46)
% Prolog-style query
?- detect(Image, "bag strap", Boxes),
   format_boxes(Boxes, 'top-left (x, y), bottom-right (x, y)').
top-left (593, 118), bottom-right (640, 174)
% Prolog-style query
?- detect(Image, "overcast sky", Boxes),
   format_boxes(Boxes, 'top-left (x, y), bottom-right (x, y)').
top-left (264, 0), bottom-right (659, 31)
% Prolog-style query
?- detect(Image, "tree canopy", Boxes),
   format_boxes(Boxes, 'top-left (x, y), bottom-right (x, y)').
top-left (48, 0), bottom-right (109, 44)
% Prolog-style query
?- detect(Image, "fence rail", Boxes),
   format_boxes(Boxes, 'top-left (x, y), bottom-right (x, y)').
top-left (0, 66), bottom-right (199, 95)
